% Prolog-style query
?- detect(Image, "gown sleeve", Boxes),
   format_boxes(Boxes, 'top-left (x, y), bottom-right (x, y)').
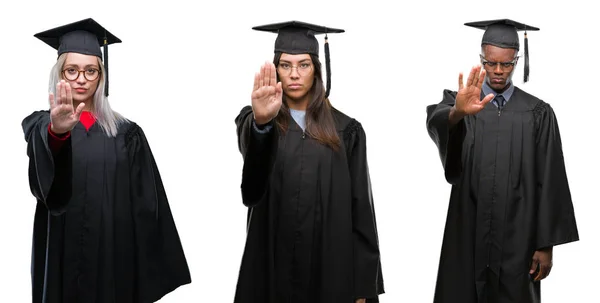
top-left (425, 89), bottom-right (468, 185)
top-left (125, 123), bottom-right (191, 300)
top-left (533, 102), bottom-right (579, 249)
top-left (22, 110), bottom-right (72, 215)
top-left (345, 119), bottom-right (385, 300)
top-left (235, 105), bottom-right (278, 207)
top-left (47, 123), bottom-right (71, 153)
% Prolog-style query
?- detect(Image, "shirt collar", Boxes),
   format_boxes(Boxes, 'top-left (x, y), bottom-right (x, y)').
top-left (482, 80), bottom-right (515, 102)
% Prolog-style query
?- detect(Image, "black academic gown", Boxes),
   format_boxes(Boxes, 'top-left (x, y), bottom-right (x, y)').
top-left (426, 88), bottom-right (579, 303)
top-left (22, 110), bottom-right (191, 303)
top-left (233, 106), bottom-right (384, 303)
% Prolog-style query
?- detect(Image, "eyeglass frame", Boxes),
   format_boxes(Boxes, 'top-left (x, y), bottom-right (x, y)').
top-left (479, 54), bottom-right (520, 70)
top-left (276, 62), bottom-right (313, 76)
top-left (61, 67), bottom-right (102, 81)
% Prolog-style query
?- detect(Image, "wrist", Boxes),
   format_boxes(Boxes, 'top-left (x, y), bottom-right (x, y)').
top-left (50, 124), bottom-right (69, 136)
top-left (253, 115), bottom-right (272, 127)
top-left (450, 105), bottom-right (466, 118)
top-left (448, 106), bottom-right (466, 126)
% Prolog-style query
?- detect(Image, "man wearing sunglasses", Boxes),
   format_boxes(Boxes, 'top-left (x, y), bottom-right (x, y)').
top-left (425, 19), bottom-right (579, 303)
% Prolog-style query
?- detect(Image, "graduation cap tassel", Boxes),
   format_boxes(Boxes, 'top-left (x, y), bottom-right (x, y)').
top-left (103, 36), bottom-right (109, 96)
top-left (523, 31), bottom-right (529, 83)
top-left (324, 34), bottom-right (331, 99)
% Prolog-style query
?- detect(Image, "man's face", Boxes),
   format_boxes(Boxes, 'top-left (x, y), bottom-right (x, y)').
top-left (481, 44), bottom-right (518, 92)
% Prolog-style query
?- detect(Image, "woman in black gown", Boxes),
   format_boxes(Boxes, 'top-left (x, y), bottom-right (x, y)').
top-left (22, 18), bottom-right (191, 303)
top-left (234, 21), bottom-right (385, 303)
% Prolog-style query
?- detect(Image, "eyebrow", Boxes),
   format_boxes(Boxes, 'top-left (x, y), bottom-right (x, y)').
top-left (279, 59), bottom-right (312, 64)
top-left (64, 64), bottom-right (100, 69)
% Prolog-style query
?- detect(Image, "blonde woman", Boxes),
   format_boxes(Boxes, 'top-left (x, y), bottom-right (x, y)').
top-left (22, 18), bottom-right (190, 302)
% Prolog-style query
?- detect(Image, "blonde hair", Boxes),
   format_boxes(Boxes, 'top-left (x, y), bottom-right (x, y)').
top-left (49, 53), bottom-right (126, 137)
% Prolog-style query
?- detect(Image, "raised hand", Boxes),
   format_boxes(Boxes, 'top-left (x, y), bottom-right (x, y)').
top-left (251, 62), bottom-right (283, 125)
top-left (455, 66), bottom-right (495, 116)
top-left (49, 80), bottom-right (85, 134)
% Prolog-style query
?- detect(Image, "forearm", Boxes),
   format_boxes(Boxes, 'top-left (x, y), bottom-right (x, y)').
top-left (448, 106), bottom-right (466, 127)
top-left (26, 120), bottom-right (72, 214)
top-left (237, 112), bottom-right (276, 206)
top-left (47, 123), bottom-right (70, 155)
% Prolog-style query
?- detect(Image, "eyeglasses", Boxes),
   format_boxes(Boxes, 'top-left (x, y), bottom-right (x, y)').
top-left (277, 62), bottom-right (313, 76)
top-left (480, 55), bottom-right (519, 70)
top-left (62, 67), bottom-right (101, 81)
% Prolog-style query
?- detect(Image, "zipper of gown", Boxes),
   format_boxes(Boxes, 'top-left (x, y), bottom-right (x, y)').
top-left (488, 105), bottom-right (502, 268)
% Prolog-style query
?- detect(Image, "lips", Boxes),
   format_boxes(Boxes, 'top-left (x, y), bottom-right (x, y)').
top-left (74, 88), bottom-right (88, 93)
top-left (288, 84), bottom-right (302, 89)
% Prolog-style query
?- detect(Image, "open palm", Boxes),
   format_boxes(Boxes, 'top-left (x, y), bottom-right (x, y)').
top-left (455, 66), bottom-right (494, 116)
top-left (49, 80), bottom-right (85, 134)
top-left (251, 62), bottom-right (282, 125)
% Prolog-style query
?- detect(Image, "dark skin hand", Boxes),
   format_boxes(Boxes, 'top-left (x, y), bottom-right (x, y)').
top-left (449, 65), bottom-right (495, 126)
top-left (530, 246), bottom-right (553, 281)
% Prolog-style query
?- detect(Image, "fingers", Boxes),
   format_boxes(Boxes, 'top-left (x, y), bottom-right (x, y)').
top-left (264, 61), bottom-right (272, 87)
top-left (472, 65), bottom-right (482, 87)
top-left (257, 62), bottom-right (277, 89)
top-left (253, 72), bottom-right (260, 92)
top-left (65, 81), bottom-right (73, 107)
top-left (270, 62), bottom-right (277, 87)
top-left (259, 64), bottom-right (265, 88)
top-left (275, 82), bottom-right (283, 103)
top-left (477, 68), bottom-right (487, 89)
top-left (458, 73), bottom-right (464, 91)
top-left (49, 92), bottom-right (55, 109)
top-left (74, 102), bottom-right (86, 118)
top-left (481, 93), bottom-right (495, 105)
top-left (56, 82), bottom-right (63, 105)
top-left (534, 264), bottom-right (547, 281)
top-left (535, 262), bottom-right (552, 281)
top-left (545, 264), bottom-right (552, 279)
top-left (529, 258), bottom-right (539, 275)
top-left (534, 266), bottom-right (543, 281)
top-left (61, 80), bottom-right (68, 105)
top-left (466, 66), bottom-right (476, 87)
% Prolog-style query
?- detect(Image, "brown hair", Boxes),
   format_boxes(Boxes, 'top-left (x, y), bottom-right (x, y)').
top-left (273, 52), bottom-right (341, 151)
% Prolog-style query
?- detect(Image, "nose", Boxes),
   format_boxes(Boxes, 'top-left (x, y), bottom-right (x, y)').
top-left (290, 67), bottom-right (301, 79)
top-left (76, 72), bottom-right (87, 84)
top-left (494, 64), bottom-right (503, 74)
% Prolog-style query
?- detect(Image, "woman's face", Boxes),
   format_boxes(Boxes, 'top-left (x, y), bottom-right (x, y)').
top-left (277, 53), bottom-right (315, 102)
top-left (61, 52), bottom-right (101, 104)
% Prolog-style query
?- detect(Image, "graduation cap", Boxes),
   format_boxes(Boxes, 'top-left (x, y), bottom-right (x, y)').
top-left (253, 20), bottom-right (345, 98)
top-left (34, 18), bottom-right (122, 96)
top-left (465, 19), bottom-right (539, 82)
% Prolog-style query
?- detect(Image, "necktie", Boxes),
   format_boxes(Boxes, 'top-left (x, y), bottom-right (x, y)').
top-left (494, 94), bottom-right (506, 109)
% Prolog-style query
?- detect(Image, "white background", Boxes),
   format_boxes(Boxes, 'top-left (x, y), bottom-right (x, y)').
top-left (0, 0), bottom-right (597, 302)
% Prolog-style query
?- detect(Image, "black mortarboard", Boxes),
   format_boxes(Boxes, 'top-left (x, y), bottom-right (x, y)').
top-left (253, 21), bottom-right (345, 98)
top-left (34, 18), bottom-right (122, 96)
top-left (465, 19), bottom-right (539, 82)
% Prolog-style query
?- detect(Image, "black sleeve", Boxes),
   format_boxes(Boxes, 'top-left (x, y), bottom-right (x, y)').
top-left (345, 120), bottom-right (385, 300)
top-left (533, 102), bottom-right (579, 249)
top-left (425, 89), bottom-right (467, 185)
top-left (126, 123), bottom-right (191, 301)
top-left (22, 110), bottom-right (72, 215)
top-left (235, 105), bottom-right (277, 207)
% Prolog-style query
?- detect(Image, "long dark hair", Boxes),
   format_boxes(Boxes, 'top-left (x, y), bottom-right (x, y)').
top-left (273, 52), bottom-right (341, 151)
